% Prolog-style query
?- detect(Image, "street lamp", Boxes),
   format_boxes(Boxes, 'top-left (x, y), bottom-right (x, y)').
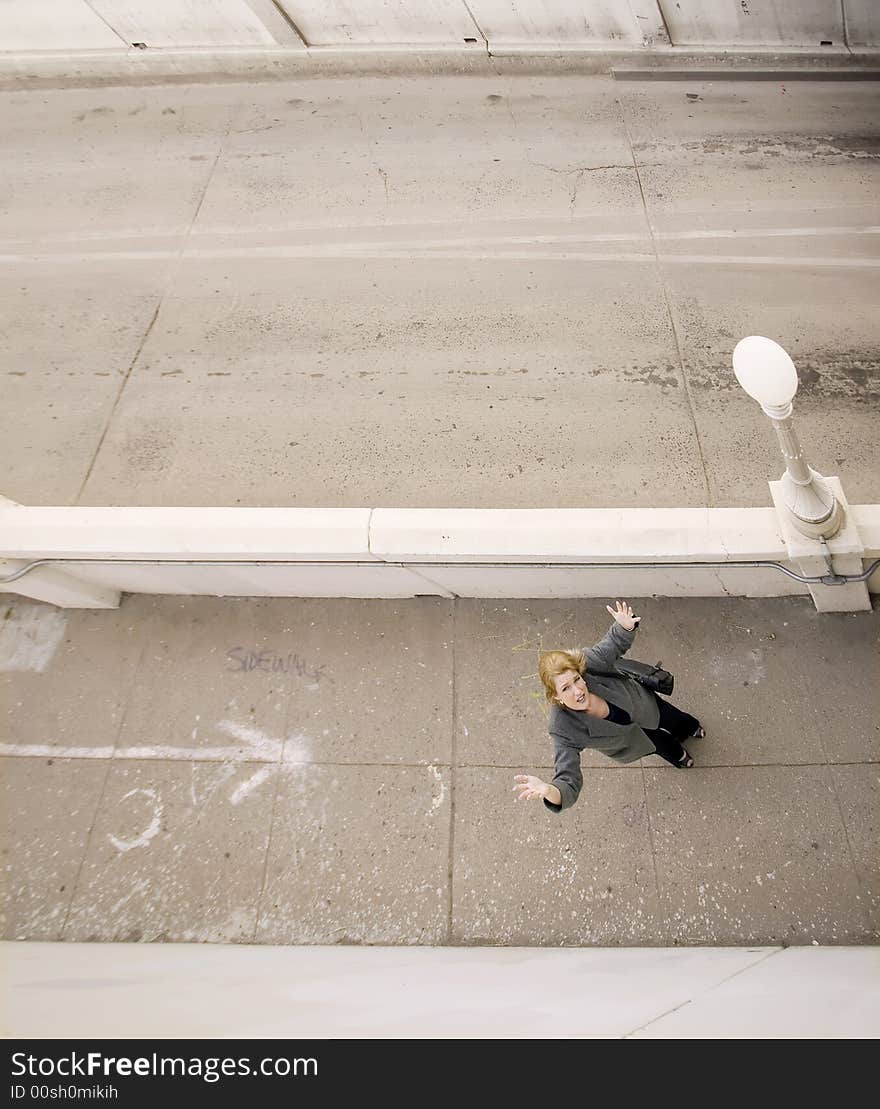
top-left (732, 335), bottom-right (843, 540)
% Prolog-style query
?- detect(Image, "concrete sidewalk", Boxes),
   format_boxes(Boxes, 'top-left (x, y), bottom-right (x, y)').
top-left (5, 942), bottom-right (879, 1038)
top-left (2, 592), bottom-right (877, 948)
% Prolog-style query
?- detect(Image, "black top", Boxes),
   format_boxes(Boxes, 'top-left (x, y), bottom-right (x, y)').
top-left (604, 701), bottom-right (632, 726)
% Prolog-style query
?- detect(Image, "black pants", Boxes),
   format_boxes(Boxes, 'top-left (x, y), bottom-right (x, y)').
top-left (644, 696), bottom-right (701, 768)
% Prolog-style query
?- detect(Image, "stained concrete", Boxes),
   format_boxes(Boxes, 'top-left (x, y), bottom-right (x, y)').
top-left (1, 593), bottom-right (877, 946)
top-left (0, 75), bottom-right (876, 509)
top-left (1, 604), bottom-right (146, 748)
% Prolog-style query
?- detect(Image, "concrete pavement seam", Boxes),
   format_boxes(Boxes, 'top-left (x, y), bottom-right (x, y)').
top-left (81, 0), bottom-right (131, 50)
top-left (74, 298), bottom-right (162, 506)
top-left (252, 648), bottom-right (290, 944)
top-left (640, 764), bottom-right (668, 947)
top-left (5, 753), bottom-right (876, 768)
top-left (74, 115), bottom-right (228, 505)
top-left (459, 0), bottom-right (490, 54)
top-left (447, 598), bottom-right (458, 944)
top-left (266, 0), bottom-right (309, 47)
top-left (58, 633), bottom-right (151, 940)
top-left (251, 759), bottom-right (284, 943)
top-left (792, 648), bottom-right (877, 938)
top-left (615, 94), bottom-right (714, 509)
top-left (620, 944), bottom-right (783, 1037)
top-left (821, 763), bottom-right (877, 938)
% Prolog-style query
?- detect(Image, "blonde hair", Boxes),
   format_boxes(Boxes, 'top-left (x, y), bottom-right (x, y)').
top-left (538, 649), bottom-right (586, 704)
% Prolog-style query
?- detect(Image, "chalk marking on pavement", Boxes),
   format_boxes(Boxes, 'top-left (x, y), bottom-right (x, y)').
top-left (229, 764), bottom-right (274, 805)
top-left (0, 604), bottom-right (67, 672)
top-left (190, 761), bottom-right (237, 808)
top-left (0, 743), bottom-right (282, 762)
top-left (1, 721), bottom-right (303, 768)
top-left (427, 763), bottom-right (447, 815)
top-left (216, 719), bottom-right (284, 761)
top-left (107, 787), bottom-right (163, 853)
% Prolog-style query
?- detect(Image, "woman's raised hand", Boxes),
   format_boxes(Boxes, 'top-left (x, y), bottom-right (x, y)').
top-left (606, 600), bottom-right (640, 631)
top-left (513, 774), bottom-right (548, 802)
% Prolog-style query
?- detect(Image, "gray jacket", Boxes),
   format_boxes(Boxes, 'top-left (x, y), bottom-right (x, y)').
top-left (545, 621), bottom-right (660, 813)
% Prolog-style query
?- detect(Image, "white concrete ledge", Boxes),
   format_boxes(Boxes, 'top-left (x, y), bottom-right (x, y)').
top-left (851, 504), bottom-right (880, 552)
top-left (0, 505), bottom-right (377, 561)
top-left (369, 507), bottom-right (790, 563)
top-left (1, 503), bottom-right (877, 605)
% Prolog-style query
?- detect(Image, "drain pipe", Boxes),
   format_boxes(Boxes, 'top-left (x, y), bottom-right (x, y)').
top-left (1, 556), bottom-right (878, 587)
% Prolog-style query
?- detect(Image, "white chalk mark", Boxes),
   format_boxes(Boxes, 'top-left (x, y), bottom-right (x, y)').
top-left (229, 765), bottom-right (273, 806)
top-left (0, 744), bottom-right (279, 763)
top-left (428, 765), bottom-right (446, 814)
top-left (190, 762), bottom-right (237, 808)
top-left (108, 788), bottom-right (162, 853)
top-left (0, 604), bottom-right (67, 672)
top-left (284, 732), bottom-right (312, 764)
top-left (216, 719), bottom-right (283, 761)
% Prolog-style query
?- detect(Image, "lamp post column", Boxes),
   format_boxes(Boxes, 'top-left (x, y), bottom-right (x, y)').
top-left (760, 400), bottom-right (842, 541)
top-left (732, 335), bottom-right (870, 612)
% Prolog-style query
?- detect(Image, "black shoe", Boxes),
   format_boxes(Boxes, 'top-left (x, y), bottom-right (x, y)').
top-left (690, 726), bottom-right (706, 739)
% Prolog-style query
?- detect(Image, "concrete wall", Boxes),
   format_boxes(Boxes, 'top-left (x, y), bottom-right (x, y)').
top-left (2, 503), bottom-right (878, 607)
top-left (468, 1), bottom-right (661, 47)
top-left (657, 0), bottom-right (845, 48)
top-left (845, 0), bottom-right (880, 47)
top-left (0, 1), bottom-right (877, 51)
top-left (88, 1), bottom-right (279, 48)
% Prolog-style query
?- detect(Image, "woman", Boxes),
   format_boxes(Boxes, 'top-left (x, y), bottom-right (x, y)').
top-left (513, 600), bottom-right (705, 813)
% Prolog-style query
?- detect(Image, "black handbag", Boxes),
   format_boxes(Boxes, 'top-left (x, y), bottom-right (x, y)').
top-left (594, 656), bottom-right (673, 692)
top-left (612, 658), bottom-right (674, 696)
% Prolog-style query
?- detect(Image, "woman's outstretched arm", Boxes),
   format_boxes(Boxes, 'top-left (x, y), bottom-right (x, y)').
top-left (514, 743), bottom-right (582, 813)
top-left (583, 600), bottom-right (641, 672)
top-left (513, 775), bottom-right (561, 806)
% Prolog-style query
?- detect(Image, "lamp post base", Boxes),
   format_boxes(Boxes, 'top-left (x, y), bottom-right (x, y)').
top-left (769, 476), bottom-right (871, 613)
top-left (779, 468), bottom-right (843, 540)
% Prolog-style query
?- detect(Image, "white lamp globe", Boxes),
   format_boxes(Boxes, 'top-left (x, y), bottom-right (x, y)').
top-left (732, 335), bottom-right (799, 409)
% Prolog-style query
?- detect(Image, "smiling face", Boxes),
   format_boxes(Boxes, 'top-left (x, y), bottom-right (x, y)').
top-left (553, 668), bottom-right (589, 711)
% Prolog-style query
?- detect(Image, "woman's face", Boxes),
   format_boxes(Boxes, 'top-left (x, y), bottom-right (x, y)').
top-left (553, 668), bottom-right (588, 711)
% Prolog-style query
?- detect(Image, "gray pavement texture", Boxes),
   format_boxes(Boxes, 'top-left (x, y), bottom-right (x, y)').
top-left (1, 74), bottom-right (878, 509)
top-left (2, 593), bottom-right (878, 947)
